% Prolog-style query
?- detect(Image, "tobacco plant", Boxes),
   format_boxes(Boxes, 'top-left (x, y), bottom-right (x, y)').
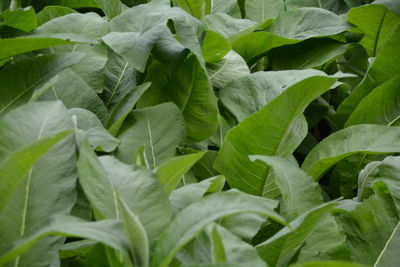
top-left (1, 0), bottom-right (400, 266)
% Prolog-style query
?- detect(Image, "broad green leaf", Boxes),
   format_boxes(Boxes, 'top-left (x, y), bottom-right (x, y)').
top-left (212, 0), bottom-right (241, 17)
top-left (36, 12), bottom-right (109, 93)
top-left (102, 51), bottom-right (137, 110)
top-left (59, 240), bottom-right (97, 259)
top-left (256, 203), bottom-right (337, 267)
top-left (0, 53), bottom-right (84, 116)
top-left (36, 5), bottom-right (77, 26)
top-left (94, 0), bottom-right (122, 19)
top-left (103, 27), bottom-right (163, 73)
top-left (374, 0), bottom-right (400, 14)
top-left (115, 102), bottom-right (186, 168)
top-left (269, 8), bottom-right (350, 39)
top-left (99, 156), bottom-right (172, 243)
top-left (364, 156), bottom-right (400, 212)
top-left (250, 156), bottom-right (348, 261)
top-left (77, 134), bottom-right (118, 220)
top-left (0, 37), bottom-right (76, 61)
top-left (0, 101), bottom-right (77, 267)
top-left (347, 4), bottom-right (400, 56)
top-left (1, 6), bottom-right (36, 32)
top-left (214, 76), bottom-right (336, 195)
top-left (107, 82), bottom-right (151, 136)
top-left (31, 0), bottom-right (99, 10)
top-left (346, 75), bottom-right (400, 126)
top-left (35, 12), bottom-right (106, 43)
top-left (176, 0), bottom-right (211, 18)
top-left (245, 0), bottom-right (284, 22)
top-left (85, 127), bottom-right (120, 152)
top-left (202, 13), bottom-right (256, 40)
top-left (151, 190), bottom-right (286, 267)
top-left (290, 261), bottom-right (368, 267)
top-left (250, 156), bottom-right (323, 220)
top-left (219, 69), bottom-right (326, 122)
top-left (117, 196), bottom-right (149, 267)
top-left (335, 183), bottom-right (400, 266)
top-left (302, 125), bottom-right (400, 180)
top-left (336, 26), bottom-right (400, 125)
top-left (155, 151), bottom-right (206, 192)
top-left (39, 68), bottom-right (109, 122)
top-left (0, 217), bottom-right (131, 266)
top-left (269, 39), bottom-right (349, 70)
top-left (169, 176), bottom-right (225, 213)
top-left (209, 225), bottom-right (265, 266)
top-left (201, 30), bottom-right (231, 63)
top-left (70, 108), bottom-right (119, 152)
top-left (0, 131), bottom-right (71, 213)
top-left (373, 221), bottom-right (400, 267)
top-left (210, 225), bottom-right (226, 263)
top-left (296, 215), bottom-right (350, 263)
top-left (108, 2), bottom-right (204, 64)
top-left (206, 51), bottom-right (249, 89)
top-left (138, 56), bottom-right (218, 143)
top-left (232, 31), bottom-right (298, 61)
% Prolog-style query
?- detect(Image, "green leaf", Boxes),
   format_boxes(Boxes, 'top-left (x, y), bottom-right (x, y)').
top-left (0, 53), bottom-right (84, 116)
top-left (169, 175), bottom-right (225, 213)
top-left (232, 31), bottom-right (298, 61)
top-left (256, 203), bottom-right (337, 267)
top-left (0, 37), bottom-right (76, 61)
top-left (36, 5), bottom-right (77, 26)
top-left (245, 0), bottom-right (285, 22)
top-left (347, 4), bottom-right (400, 56)
top-left (117, 196), bottom-right (149, 267)
top-left (176, 0), bottom-right (210, 18)
top-left (151, 190), bottom-right (286, 267)
top-left (219, 69), bottom-right (327, 122)
top-left (138, 56), bottom-right (218, 143)
top-left (335, 183), bottom-right (400, 266)
top-left (77, 134), bottom-right (118, 220)
top-left (202, 13), bottom-right (256, 40)
top-left (269, 8), bottom-right (350, 39)
top-left (99, 156), bottom-right (172, 243)
top-left (0, 101), bottom-right (77, 267)
top-left (302, 125), bottom-right (400, 180)
top-left (207, 224), bottom-right (265, 266)
top-left (206, 51), bottom-right (249, 89)
top-left (115, 102), bottom-right (186, 168)
top-left (336, 26), bottom-right (400, 125)
top-left (202, 30), bottom-right (231, 63)
top-left (250, 156), bottom-right (323, 220)
top-left (0, 131), bottom-right (71, 213)
top-left (374, 0), bottom-right (400, 15)
top-left (1, 6), bottom-right (37, 32)
top-left (290, 261), bottom-right (368, 267)
top-left (155, 151), bottom-right (206, 192)
top-left (0, 217), bottom-right (131, 266)
top-left (102, 51), bottom-right (137, 110)
top-left (32, 0), bottom-right (99, 9)
top-left (269, 39), bottom-right (350, 70)
top-left (94, 0), bottom-right (122, 19)
top-left (374, 221), bottom-right (400, 267)
top-left (39, 68), bottom-right (109, 123)
top-left (108, 2), bottom-right (204, 64)
top-left (103, 28), bottom-right (163, 73)
top-left (214, 76), bottom-right (336, 195)
top-left (346, 75), bottom-right (400, 126)
top-left (107, 83), bottom-right (151, 136)
top-left (35, 12), bottom-right (109, 93)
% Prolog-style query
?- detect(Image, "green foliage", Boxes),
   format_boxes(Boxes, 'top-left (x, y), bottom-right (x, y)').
top-left (1, 1), bottom-right (400, 266)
